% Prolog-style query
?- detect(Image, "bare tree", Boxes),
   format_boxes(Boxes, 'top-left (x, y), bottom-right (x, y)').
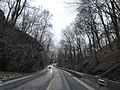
top-left (0, 0), bottom-right (28, 26)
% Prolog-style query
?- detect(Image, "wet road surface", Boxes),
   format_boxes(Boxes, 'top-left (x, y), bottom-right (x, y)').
top-left (10, 67), bottom-right (94, 90)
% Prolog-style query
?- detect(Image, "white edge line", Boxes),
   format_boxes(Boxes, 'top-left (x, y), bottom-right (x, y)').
top-left (73, 77), bottom-right (95, 90)
top-left (62, 70), bottom-right (72, 76)
top-left (0, 69), bottom-right (47, 85)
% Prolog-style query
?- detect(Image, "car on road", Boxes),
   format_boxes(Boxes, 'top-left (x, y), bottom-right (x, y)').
top-left (47, 65), bottom-right (52, 68)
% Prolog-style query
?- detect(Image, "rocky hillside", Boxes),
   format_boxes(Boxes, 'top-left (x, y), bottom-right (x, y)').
top-left (0, 9), bottom-right (44, 73)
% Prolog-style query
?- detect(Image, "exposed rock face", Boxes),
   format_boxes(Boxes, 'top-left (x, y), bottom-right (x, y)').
top-left (0, 9), bottom-right (44, 73)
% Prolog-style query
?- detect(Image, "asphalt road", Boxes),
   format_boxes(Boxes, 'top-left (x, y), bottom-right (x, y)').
top-left (10, 67), bottom-right (94, 90)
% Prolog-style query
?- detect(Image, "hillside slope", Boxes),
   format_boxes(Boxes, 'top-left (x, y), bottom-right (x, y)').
top-left (76, 39), bottom-right (120, 82)
top-left (0, 9), bottom-right (44, 73)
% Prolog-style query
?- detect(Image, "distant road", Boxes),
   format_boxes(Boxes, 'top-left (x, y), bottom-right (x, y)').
top-left (8, 67), bottom-right (94, 90)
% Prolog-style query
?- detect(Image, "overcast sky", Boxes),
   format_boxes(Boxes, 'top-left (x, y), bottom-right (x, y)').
top-left (31, 0), bottom-right (76, 44)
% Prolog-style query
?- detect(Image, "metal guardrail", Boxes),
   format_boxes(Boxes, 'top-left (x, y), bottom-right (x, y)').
top-left (61, 68), bottom-right (120, 90)
top-left (61, 68), bottom-right (84, 77)
top-left (0, 68), bottom-right (47, 90)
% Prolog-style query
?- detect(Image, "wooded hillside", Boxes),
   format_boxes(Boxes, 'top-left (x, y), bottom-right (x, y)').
top-left (0, 10), bottom-right (45, 72)
top-left (0, 0), bottom-right (54, 73)
top-left (57, 0), bottom-right (120, 82)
